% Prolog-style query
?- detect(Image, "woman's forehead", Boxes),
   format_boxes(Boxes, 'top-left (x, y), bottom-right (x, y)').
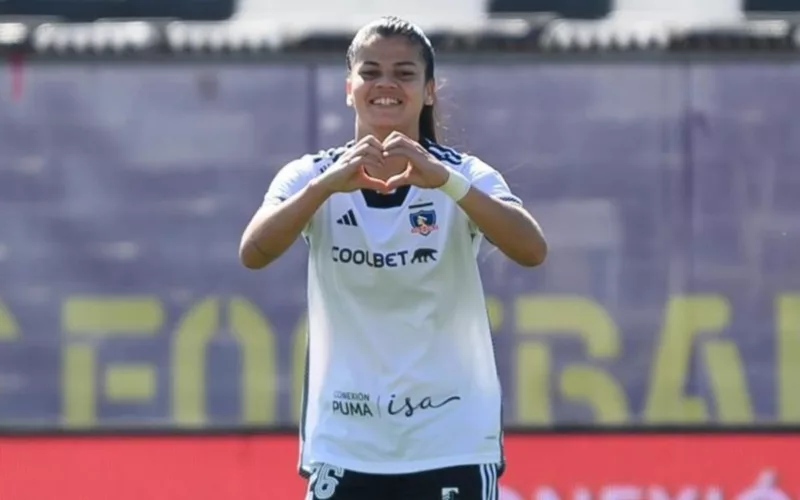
top-left (351, 36), bottom-right (424, 66)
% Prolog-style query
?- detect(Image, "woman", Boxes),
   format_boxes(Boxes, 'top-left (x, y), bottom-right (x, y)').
top-left (240, 16), bottom-right (547, 500)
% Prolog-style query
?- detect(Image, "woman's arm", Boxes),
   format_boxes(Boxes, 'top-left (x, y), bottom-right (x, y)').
top-left (452, 155), bottom-right (547, 267)
top-left (457, 188), bottom-right (547, 267)
top-left (239, 178), bottom-right (331, 269)
top-left (239, 136), bottom-right (389, 270)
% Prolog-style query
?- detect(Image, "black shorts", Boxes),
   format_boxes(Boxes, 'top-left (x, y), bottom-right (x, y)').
top-left (305, 463), bottom-right (500, 500)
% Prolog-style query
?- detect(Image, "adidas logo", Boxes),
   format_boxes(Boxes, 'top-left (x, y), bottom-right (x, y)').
top-left (336, 209), bottom-right (358, 227)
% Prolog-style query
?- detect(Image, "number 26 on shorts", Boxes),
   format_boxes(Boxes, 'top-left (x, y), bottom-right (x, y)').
top-left (306, 464), bottom-right (346, 500)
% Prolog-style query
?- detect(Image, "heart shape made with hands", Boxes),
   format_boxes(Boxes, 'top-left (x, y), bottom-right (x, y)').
top-left (359, 136), bottom-right (415, 192)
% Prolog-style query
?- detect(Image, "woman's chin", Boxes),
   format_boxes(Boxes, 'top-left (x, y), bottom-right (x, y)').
top-left (364, 120), bottom-right (412, 135)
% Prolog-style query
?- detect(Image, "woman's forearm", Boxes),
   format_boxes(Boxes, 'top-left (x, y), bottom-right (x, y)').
top-left (239, 179), bottom-right (331, 269)
top-left (457, 187), bottom-right (547, 267)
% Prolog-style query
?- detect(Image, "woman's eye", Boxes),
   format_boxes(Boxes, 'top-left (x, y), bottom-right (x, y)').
top-left (360, 71), bottom-right (379, 78)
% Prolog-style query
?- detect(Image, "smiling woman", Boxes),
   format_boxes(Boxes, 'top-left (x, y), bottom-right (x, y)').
top-left (343, 20), bottom-right (441, 185)
top-left (239, 15), bottom-right (547, 500)
top-left (345, 19), bottom-right (437, 143)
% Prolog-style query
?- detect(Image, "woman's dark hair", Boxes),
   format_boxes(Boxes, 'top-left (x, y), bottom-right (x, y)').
top-left (346, 16), bottom-right (438, 143)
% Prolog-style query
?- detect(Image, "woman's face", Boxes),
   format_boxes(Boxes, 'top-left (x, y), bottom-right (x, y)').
top-left (347, 35), bottom-right (434, 136)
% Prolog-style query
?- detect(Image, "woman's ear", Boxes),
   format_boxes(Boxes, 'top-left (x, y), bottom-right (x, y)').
top-left (425, 79), bottom-right (436, 105)
top-left (345, 78), bottom-right (354, 107)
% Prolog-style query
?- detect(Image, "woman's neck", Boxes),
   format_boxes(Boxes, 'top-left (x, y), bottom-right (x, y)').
top-left (354, 123), bottom-right (419, 144)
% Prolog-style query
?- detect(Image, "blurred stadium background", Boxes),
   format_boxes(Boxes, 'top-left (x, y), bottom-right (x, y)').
top-left (1, 0), bottom-right (800, 498)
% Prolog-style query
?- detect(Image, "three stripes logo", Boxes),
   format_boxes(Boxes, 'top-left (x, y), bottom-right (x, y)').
top-left (336, 209), bottom-right (358, 227)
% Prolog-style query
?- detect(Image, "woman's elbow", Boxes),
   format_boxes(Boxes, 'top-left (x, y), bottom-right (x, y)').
top-left (517, 237), bottom-right (548, 267)
top-left (239, 240), bottom-right (270, 270)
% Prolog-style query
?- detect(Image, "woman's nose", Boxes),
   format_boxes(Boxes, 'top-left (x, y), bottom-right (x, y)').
top-left (373, 77), bottom-right (399, 88)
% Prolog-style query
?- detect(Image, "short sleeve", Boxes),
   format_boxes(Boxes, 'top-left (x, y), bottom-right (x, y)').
top-left (261, 156), bottom-right (320, 240)
top-left (262, 156), bottom-right (318, 207)
top-left (462, 157), bottom-right (523, 239)
top-left (464, 157), bottom-right (522, 206)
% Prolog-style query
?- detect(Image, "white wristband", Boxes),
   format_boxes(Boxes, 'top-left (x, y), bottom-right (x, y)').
top-left (439, 169), bottom-right (471, 202)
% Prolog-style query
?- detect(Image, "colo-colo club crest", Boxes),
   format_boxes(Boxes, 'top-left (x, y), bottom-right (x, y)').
top-left (409, 208), bottom-right (438, 236)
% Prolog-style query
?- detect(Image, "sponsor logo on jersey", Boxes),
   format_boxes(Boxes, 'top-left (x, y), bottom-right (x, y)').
top-left (387, 394), bottom-right (462, 418)
top-left (331, 391), bottom-right (462, 420)
top-left (331, 246), bottom-right (438, 268)
top-left (410, 248), bottom-right (437, 263)
top-left (332, 391), bottom-right (374, 418)
top-left (336, 209), bottom-right (358, 227)
top-left (409, 204), bottom-right (438, 236)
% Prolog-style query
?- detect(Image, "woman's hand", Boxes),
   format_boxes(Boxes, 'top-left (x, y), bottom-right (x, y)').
top-left (315, 135), bottom-right (390, 194)
top-left (381, 132), bottom-right (451, 191)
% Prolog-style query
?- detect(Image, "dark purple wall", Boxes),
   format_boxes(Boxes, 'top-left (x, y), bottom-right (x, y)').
top-left (0, 61), bottom-right (798, 429)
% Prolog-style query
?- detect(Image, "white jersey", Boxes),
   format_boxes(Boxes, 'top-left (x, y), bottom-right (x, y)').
top-left (263, 139), bottom-right (521, 475)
